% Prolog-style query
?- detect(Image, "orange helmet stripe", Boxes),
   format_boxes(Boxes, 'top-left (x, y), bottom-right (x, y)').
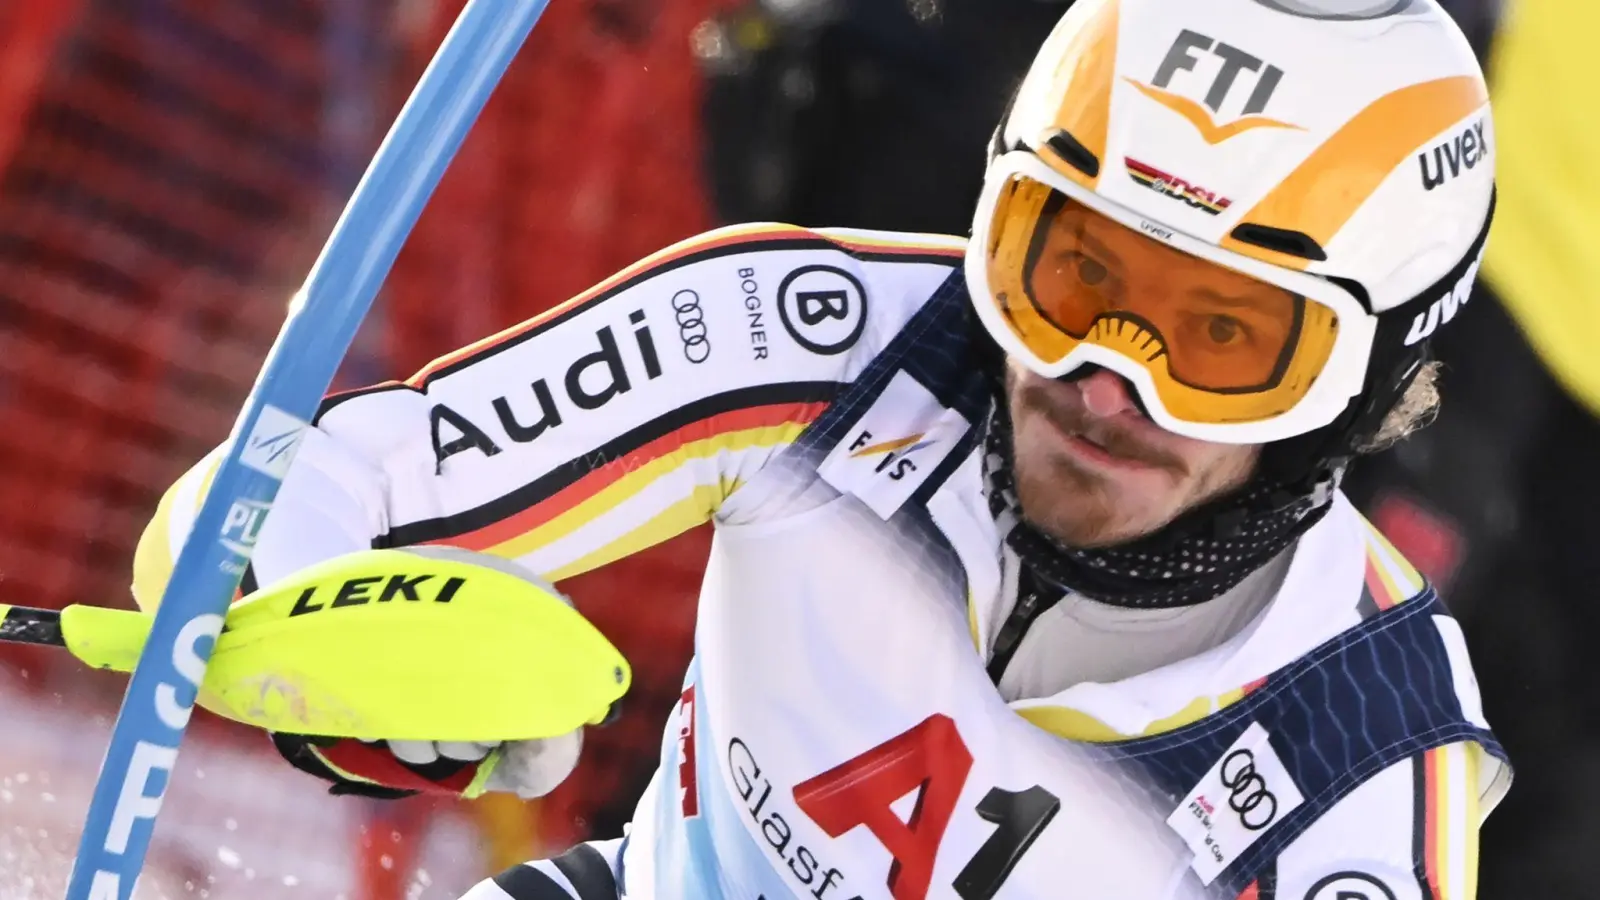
top-left (1042, 0), bottom-right (1121, 188)
top-left (1223, 75), bottom-right (1490, 270)
top-left (1123, 79), bottom-right (1304, 145)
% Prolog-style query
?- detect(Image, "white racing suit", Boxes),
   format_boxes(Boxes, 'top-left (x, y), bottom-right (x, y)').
top-left (136, 225), bottom-right (1509, 899)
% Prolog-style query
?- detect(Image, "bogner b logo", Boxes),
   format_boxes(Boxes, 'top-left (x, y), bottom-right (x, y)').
top-left (1131, 29), bottom-right (1301, 144)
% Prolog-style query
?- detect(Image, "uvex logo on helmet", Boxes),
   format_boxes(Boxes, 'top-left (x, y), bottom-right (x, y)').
top-left (1418, 118), bottom-right (1490, 191)
top-left (1404, 251), bottom-right (1484, 346)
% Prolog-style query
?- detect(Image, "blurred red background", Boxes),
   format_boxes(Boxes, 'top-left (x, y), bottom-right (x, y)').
top-left (0, 1), bottom-right (732, 896)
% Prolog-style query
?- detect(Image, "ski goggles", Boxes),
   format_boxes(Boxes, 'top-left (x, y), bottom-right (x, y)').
top-left (967, 152), bottom-right (1379, 445)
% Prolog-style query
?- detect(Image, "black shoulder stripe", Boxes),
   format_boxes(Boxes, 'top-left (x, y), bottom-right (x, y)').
top-left (491, 863), bottom-right (579, 900)
top-left (314, 381), bottom-right (417, 425)
top-left (417, 233), bottom-right (959, 385)
top-left (549, 844), bottom-right (619, 900)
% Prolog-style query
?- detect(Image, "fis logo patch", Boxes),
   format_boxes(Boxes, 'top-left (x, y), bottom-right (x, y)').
top-left (818, 370), bottom-right (970, 519)
top-left (239, 404), bottom-right (309, 480)
top-left (849, 433), bottom-right (936, 461)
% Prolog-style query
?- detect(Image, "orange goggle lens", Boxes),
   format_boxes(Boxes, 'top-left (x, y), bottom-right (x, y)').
top-left (984, 175), bottom-right (1341, 423)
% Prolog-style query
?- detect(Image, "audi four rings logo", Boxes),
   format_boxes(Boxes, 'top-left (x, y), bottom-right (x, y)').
top-left (672, 289), bottom-right (711, 363)
top-left (1219, 749), bottom-right (1278, 830)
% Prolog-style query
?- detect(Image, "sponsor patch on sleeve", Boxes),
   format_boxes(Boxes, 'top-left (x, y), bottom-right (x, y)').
top-left (817, 370), bottom-right (970, 519)
top-left (1167, 721), bottom-right (1305, 885)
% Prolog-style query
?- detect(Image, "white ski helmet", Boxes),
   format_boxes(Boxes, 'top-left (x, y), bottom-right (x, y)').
top-left (968, 0), bottom-right (1494, 448)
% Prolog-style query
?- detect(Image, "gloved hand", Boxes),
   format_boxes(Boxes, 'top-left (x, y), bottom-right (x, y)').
top-left (271, 729), bottom-right (586, 800)
top-left (247, 545), bottom-right (626, 801)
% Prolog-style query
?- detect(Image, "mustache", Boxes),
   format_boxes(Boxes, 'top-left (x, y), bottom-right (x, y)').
top-left (1022, 383), bottom-right (1191, 475)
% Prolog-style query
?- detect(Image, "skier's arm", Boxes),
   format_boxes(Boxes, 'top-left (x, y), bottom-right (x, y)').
top-left (1260, 741), bottom-right (1506, 900)
top-left (133, 224), bottom-right (963, 606)
top-left (129, 223), bottom-right (964, 799)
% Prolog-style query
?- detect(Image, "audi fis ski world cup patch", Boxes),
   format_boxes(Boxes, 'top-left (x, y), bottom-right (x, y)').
top-left (1167, 721), bottom-right (1305, 884)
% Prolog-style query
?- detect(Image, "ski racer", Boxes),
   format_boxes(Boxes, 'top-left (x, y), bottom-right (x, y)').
top-left (133, 0), bottom-right (1509, 897)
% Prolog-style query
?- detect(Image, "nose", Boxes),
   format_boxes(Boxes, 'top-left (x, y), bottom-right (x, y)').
top-left (1077, 369), bottom-right (1139, 418)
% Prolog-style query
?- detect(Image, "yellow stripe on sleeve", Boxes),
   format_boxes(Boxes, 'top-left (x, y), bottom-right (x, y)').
top-left (542, 485), bottom-right (727, 582)
top-left (483, 422), bottom-right (811, 562)
top-left (1425, 742), bottom-right (1483, 900)
top-left (131, 452), bottom-right (222, 613)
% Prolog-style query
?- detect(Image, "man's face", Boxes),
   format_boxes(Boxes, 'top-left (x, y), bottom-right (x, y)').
top-left (992, 185), bottom-right (1292, 548)
top-left (1005, 362), bottom-right (1260, 548)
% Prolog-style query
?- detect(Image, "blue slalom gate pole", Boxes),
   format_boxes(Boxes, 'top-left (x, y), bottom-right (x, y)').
top-left (63, 2), bottom-right (553, 896)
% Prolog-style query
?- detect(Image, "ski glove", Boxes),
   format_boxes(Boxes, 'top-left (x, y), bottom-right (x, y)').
top-left (271, 729), bottom-right (585, 800)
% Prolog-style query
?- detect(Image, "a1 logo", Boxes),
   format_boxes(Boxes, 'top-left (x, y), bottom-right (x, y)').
top-left (792, 715), bottom-right (1061, 900)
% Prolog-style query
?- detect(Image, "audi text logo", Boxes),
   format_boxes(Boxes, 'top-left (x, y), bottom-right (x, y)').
top-left (1219, 749), bottom-right (1278, 831)
top-left (672, 289), bottom-right (711, 363)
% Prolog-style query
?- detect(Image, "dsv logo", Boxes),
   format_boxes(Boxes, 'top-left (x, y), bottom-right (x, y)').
top-left (671, 289), bottom-right (711, 364)
top-left (1219, 749), bottom-right (1278, 830)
